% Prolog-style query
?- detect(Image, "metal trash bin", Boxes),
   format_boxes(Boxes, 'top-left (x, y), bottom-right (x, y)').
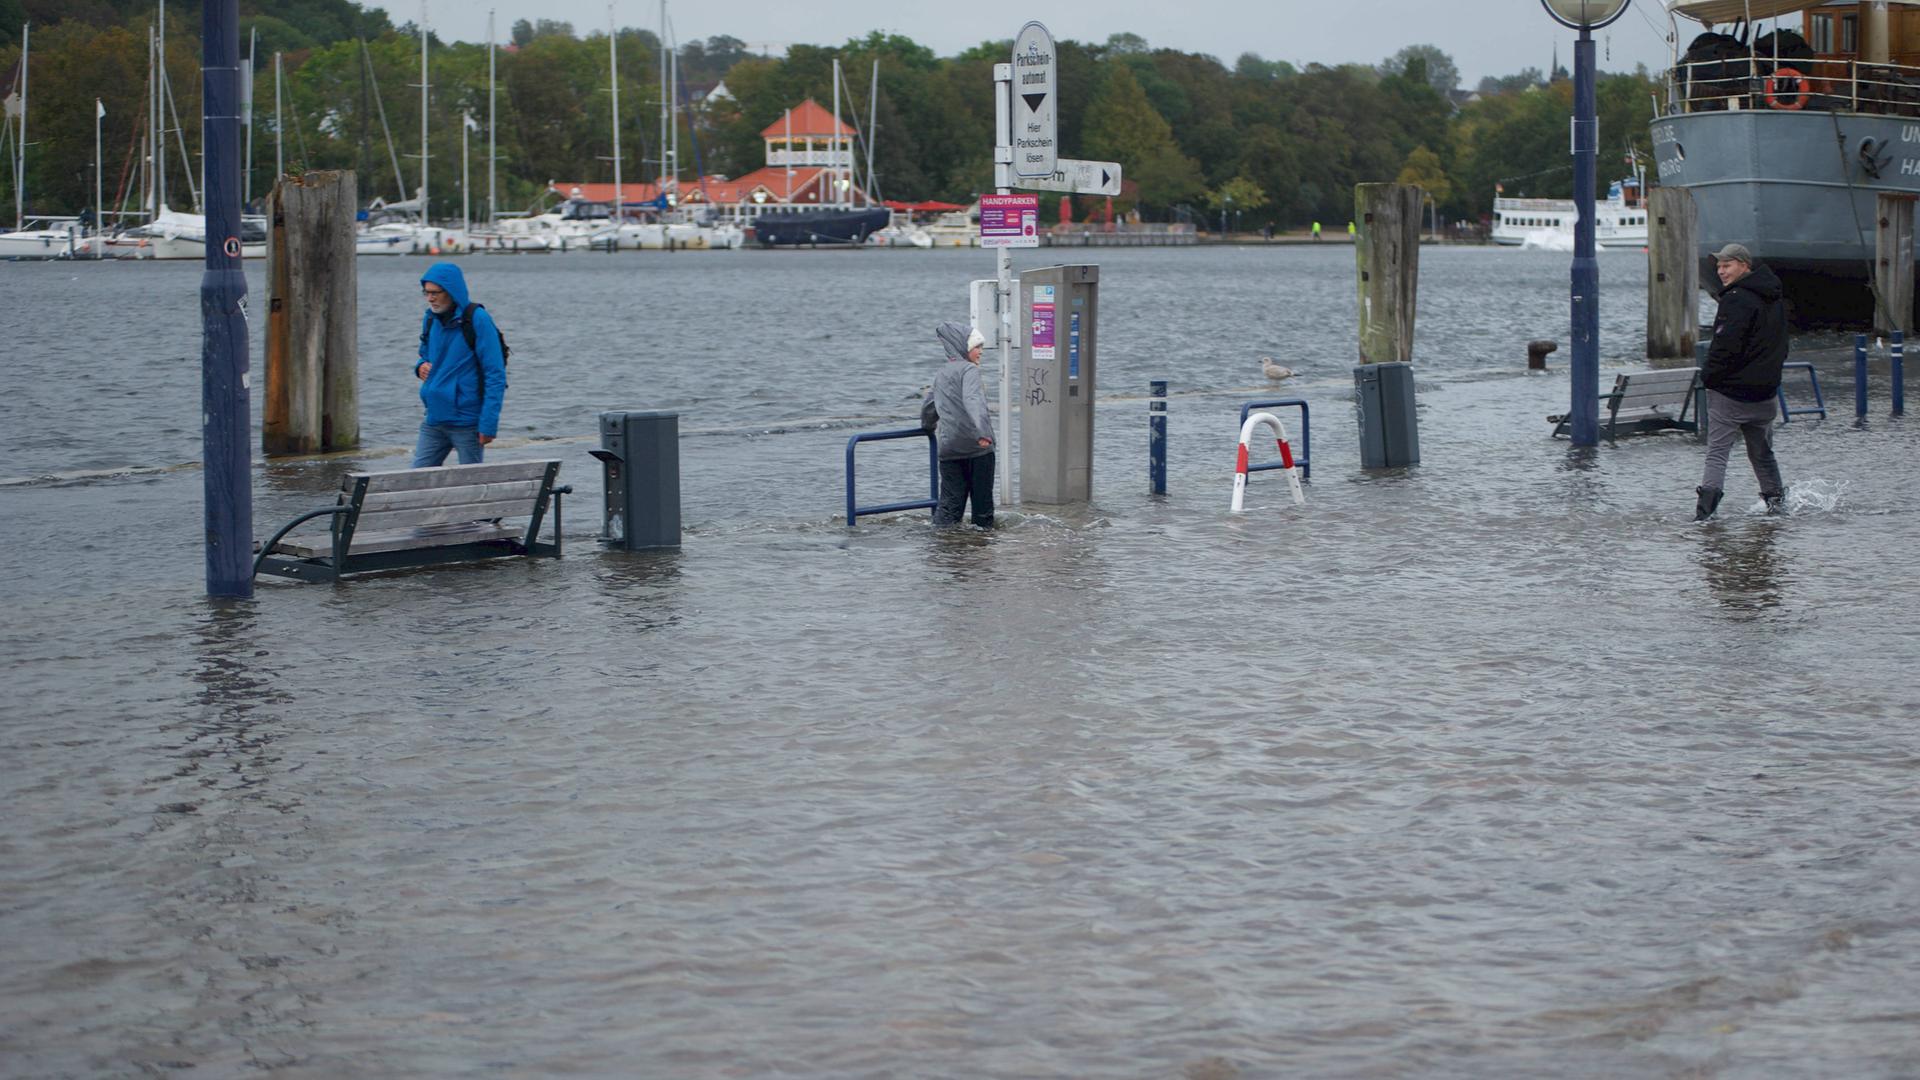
top-left (1354, 361), bottom-right (1420, 468)
top-left (589, 410), bottom-right (681, 550)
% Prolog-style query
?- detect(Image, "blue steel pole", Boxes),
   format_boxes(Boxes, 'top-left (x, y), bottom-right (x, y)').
top-left (1149, 380), bottom-right (1167, 494)
top-left (1568, 29), bottom-right (1600, 447)
top-left (1856, 335), bottom-right (1870, 418)
top-left (202, 0), bottom-right (253, 597)
top-left (1893, 330), bottom-right (1905, 415)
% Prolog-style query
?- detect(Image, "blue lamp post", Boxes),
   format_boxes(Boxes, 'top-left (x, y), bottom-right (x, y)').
top-left (1543, 0), bottom-right (1631, 448)
top-left (202, 0), bottom-right (252, 596)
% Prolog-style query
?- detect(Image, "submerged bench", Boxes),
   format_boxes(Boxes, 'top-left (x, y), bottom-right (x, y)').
top-left (254, 460), bottom-right (571, 582)
top-left (1550, 366), bottom-right (1700, 440)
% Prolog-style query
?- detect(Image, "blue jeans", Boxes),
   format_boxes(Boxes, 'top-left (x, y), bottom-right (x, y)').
top-left (412, 422), bottom-right (484, 468)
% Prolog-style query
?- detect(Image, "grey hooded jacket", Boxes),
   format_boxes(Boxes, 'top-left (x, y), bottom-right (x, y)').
top-left (929, 321), bottom-right (994, 460)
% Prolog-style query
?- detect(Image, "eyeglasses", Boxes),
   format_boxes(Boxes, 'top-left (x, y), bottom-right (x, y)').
top-left (422, 286), bottom-right (447, 297)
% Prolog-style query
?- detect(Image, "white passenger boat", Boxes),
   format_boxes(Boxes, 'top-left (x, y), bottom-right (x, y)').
top-left (1491, 178), bottom-right (1649, 248)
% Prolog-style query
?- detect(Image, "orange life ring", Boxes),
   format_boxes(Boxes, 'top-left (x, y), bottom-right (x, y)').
top-left (1765, 67), bottom-right (1808, 110)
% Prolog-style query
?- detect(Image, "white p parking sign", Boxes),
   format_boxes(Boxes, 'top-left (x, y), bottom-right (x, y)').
top-left (1011, 22), bottom-right (1057, 178)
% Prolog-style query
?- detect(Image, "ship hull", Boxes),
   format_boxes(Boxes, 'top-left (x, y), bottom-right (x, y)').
top-left (752, 208), bottom-right (891, 248)
top-left (1650, 108), bottom-right (1920, 323)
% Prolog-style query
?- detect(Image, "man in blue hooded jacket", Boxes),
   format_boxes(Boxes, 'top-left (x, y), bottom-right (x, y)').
top-left (411, 262), bottom-right (507, 467)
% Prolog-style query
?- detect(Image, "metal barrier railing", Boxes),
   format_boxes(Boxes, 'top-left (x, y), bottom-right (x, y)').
top-left (1238, 399), bottom-right (1311, 480)
top-left (1662, 57), bottom-right (1920, 118)
top-left (1780, 360), bottom-right (1827, 423)
top-left (845, 427), bottom-right (939, 526)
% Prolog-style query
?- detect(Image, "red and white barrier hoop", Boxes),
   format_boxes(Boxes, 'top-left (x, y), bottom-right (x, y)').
top-left (1231, 411), bottom-right (1305, 512)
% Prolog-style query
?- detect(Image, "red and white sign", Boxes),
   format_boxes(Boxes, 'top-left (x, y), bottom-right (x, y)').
top-left (979, 193), bottom-right (1039, 249)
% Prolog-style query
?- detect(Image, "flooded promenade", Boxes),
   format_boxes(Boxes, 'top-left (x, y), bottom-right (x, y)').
top-left (3, 247), bottom-right (1917, 1078)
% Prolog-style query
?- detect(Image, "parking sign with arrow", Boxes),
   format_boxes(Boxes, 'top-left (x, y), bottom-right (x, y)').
top-left (1015, 158), bottom-right (1124, 197)
top-left (1011, 22), bottom-right (1057, 178)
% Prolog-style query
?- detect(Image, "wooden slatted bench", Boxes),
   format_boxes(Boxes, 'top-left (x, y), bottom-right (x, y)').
top-left (1549, 366), bottom-right (1701, 440)
top-left (253, 460), bottom-right (571, 582)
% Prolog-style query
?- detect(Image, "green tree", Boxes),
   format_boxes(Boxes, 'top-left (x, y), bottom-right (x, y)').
top-left (1394, 145), bottom-right (1451, 204)
top-left (1207, 175), bottom-right (1267, 212)
top-left (1379, 44), bottom-right (1458, 95)
top-left (1082, 62), bottom-right (1201, 210)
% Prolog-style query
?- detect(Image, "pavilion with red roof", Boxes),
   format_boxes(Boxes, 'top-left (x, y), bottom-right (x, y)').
top-left (548, 98), bottom-right (878, 223)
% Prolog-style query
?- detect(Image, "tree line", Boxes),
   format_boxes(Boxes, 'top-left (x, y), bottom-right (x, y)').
top-left (0, 1), bottom-right (1662, 229)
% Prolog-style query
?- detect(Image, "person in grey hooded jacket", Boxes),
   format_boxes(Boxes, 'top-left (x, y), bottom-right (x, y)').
top-left (928, 321), bottom-right (995, 527)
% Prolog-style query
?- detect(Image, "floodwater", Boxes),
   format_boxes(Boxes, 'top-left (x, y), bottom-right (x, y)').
top-left (2, 246), bottom-right (1917, 1079)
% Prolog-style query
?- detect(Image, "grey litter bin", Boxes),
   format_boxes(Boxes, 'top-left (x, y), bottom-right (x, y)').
top-left (590, 410), bottom-right (681, 550)
top-left (1354, 361), bottom-right (1420, 469)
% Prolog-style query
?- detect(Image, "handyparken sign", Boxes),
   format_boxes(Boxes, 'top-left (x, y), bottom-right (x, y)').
top-left (1011, 22), bottom-right (1057, 178)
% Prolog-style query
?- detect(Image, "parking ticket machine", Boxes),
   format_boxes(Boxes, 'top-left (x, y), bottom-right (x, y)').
top-left (1018, 264), bottom-right (1098, 504)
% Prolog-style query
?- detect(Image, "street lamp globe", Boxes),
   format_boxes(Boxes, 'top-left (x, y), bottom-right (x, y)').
top-left (1541, 0), bottom-right (1630, 30)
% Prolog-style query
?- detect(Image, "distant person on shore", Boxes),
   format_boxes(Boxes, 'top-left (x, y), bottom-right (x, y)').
top-left (928, 321), bottom-right (995, 528)
top-left (1695, 242), bottom-right (1788, 520)
top-left (411, 263), bottom-right (507, 467)
top-left (1311, 221), bottom-right (1321, 241)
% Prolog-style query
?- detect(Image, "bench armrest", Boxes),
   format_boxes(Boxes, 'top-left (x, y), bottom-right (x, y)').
top-left (252, 506), bottom-right (351, 579)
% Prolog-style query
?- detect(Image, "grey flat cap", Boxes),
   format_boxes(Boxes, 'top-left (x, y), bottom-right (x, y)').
top-left (1712, 242), bottom-right (1753, 263)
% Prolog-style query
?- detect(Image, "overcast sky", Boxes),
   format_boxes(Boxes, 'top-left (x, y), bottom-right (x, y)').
top-left (376, 1), bottom-right (1687, 87)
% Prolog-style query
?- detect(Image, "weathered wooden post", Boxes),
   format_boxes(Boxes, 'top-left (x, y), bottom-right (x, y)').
top-left (264, 170), bottom-right (359, 455)
top-left (1352, 183), bottom-right (1422, 467)
top-left (1354, 183), bottom-right (1422, 364)
top-left (1646, 186), bottom-right (1699, 364)
top-left (1874, 191), bottom-right (1915, 337)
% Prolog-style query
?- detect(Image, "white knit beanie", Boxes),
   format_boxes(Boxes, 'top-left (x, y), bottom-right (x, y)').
top-left (966, 327), bottom-right (986, 351)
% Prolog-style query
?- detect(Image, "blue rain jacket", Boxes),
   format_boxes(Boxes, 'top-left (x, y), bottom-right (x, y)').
top-left (415, 262), bottom-right (507, 437)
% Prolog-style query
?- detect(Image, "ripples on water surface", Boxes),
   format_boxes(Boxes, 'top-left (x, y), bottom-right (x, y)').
top-left (2, 248), bottom-right (1918, 1078)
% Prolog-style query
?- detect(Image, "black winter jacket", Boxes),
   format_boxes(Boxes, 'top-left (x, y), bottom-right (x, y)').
top-left (1704, 263), bottom-right (1788, 402)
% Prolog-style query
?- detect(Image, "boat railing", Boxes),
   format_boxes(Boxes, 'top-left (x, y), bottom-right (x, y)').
top-left (1663, 56), bottom-right (1920, 118)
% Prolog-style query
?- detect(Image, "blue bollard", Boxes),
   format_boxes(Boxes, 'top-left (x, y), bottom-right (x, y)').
top-left (1894, 330), bottom-right (1906, 416)
top-left (1856, 334), bottom-right (1869, 418)
top-left (1149, 380), bottom-right (1167, 495)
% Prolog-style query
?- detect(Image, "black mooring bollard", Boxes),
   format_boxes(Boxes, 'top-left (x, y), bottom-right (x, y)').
top-left (1527, 339), bottom-right (1558, 370)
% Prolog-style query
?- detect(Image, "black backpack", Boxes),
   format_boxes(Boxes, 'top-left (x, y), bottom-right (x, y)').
top-left (459, 302), bottom-right (510, 366)
top-left (453, 299), bottom-right (506, 409)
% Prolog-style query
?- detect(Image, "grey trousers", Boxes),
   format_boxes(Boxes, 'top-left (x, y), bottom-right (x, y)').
top-left (1701, 389), bottom-right (1785, 495)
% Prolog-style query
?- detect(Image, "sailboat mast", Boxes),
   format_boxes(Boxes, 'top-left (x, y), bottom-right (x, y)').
top-left (95, 98), bottom-right (103, 243)
top-left (419, 1), bottom-right (429, 228)
top-left (15, 21), bottom-right (25, 229)
top-left (657, 1), bottom-right (666, 187)
top-left (668, 36), bottom-right (677, 189)
top-left (144, 24), bottom-right (154, 220)
top-left (866, 59), bottom-right (878, 208)
top-left (157, 1), bottom-right (165, 215)
top-left (610, 5), bottom-right (622, 230)
top-left (274, 52), bottom-right (282, 184)
top-left (487, 9), bottom-right (496, 225)
top-left (831, 58), bottom-right (841, 209)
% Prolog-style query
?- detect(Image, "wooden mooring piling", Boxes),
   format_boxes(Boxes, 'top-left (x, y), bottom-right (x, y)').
top-left (1353, 183), bottom-right (1422, 364)
top-left (264, 170), bottom-right (359, 456)
top-left (1875, 191), bottom-right (1915, 337)
top-left (1646, 187), bottom-right (1699, 364)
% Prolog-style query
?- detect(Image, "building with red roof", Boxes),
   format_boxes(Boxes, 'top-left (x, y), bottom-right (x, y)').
top-left (547, 99), bottom-right (876, 224)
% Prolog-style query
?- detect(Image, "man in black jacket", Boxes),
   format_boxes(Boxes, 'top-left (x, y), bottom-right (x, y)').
top-left (1696, 243), bottom-right (1789, 520)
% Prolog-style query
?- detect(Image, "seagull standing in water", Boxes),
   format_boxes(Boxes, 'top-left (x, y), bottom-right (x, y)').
top-left (1261, 357), bottom-right (1295, 380)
